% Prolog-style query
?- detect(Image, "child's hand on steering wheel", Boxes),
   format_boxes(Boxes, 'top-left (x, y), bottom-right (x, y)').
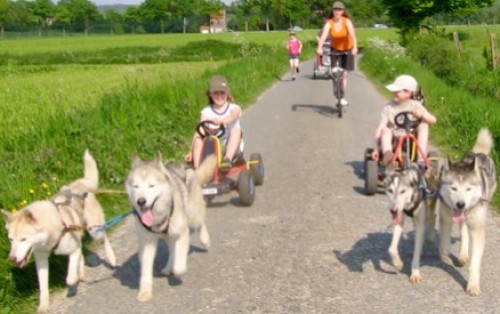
top-left (411, 109), bottom-right (423, 120)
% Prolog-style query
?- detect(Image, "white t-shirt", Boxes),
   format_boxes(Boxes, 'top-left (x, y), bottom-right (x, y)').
top-left (380, 99), bottom-right (429, 136)
top-left (201, 102), bottom-right (241, 144)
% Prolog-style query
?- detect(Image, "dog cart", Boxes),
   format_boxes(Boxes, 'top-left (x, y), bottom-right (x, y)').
top-left (313, 41), bottom-right (331, 79)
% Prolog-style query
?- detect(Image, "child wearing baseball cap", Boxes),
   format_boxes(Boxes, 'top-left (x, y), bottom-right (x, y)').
top-left (372, 74), bottom-right (437, 165)
top-left (185, 75), bottom-right (243, 170)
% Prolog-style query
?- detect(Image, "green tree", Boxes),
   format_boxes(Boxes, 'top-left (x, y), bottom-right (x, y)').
top-left (140, 0), bottom-right (172, 33)
top-left (70, 0), bottom-right (99, 35)
top-left (55, 1), bottom-right (73, 36)
top-left (381, 0), bottom-right (495, 43)
top-left (10, 0), bottom-right (35, 35)
top-left (104, 9), bottom-right (123, 34)
top-left (171, 0), bottom-right (200, 33)
top-left (272, 0), bottom-right (310, 28)
top-left (0, 0), bottom-right (12, 38)
top-left (253, 0), bottom-right (273, 31)
top-left (32, 0), bottom-right (56, 37)
top-left (124, 5), bottom-right (141, 33)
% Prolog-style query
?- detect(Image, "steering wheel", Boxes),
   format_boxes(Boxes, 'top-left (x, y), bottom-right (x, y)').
top-left (394, 111), bottom-right (421, 131)
top-left (196, 120), bottom-right (225, 138)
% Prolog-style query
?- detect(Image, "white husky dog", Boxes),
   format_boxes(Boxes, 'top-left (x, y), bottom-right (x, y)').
top-left (125, 153), bottom-right (216, 302)
top-left (439, 128), bottom-right (497, 296)
top-left (384, 164), bottom-right (439, 283)
top-left (1, 150), bottom-right (116, 313)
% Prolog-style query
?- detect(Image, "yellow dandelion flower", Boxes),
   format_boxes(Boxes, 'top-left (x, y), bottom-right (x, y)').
top-left (20, 200), bottom-right (28, 206)
top-left (11, 207), bottom-right (17, 212)
top-left (41, 183), bottom-right (49, 189)
top-left (29, 188), bottom-right (35, 194)
top-left (46, 191), bottom-right (52, 196)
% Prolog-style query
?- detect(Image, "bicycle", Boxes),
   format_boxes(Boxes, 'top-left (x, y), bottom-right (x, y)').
top-left (329, 51), bottom-right (349, 118)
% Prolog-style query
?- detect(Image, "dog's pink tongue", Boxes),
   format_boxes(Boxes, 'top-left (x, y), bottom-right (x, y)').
top-left (392, 212), bottom-right (402, 225)
top-left (140, 209), bottom-right (153, 227)
top-left (453, 211), bottom-right (465, 224)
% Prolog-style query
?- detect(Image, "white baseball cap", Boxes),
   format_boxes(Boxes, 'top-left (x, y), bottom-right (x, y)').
top-left (385, 75), bottom-right (418, 92)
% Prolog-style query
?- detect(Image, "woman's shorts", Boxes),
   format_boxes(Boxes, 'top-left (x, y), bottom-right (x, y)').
top-left (330, 50), bottom-right (355, 71)
top-left (289, 54), bottom-right (300, 60)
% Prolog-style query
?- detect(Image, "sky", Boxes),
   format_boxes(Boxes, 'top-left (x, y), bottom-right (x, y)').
top-left (91, 0), bottom-right (232, 6)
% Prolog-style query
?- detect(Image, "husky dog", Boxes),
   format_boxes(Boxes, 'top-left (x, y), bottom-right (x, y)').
top-left (439, 128), bottom-right (497, 296)
top-left (1, 150), bottom-right (116, 313)
top-left (384, 164), bottom-right (439, 283)
top-left (125, 153), bottom-right (217, 302)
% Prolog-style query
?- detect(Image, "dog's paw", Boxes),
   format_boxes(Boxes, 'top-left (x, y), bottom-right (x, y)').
top-left (391, 257), bottom-right (403, 272)
top-left (66, 275), bottom-right (79, 286)
top-left (467, 284), bottom-right (481, 296)
top-left (161, 266), bottom-right (172, 276)
top-left (37, 304), bottom-right (49, 314)
top-left (409, 273), bottom-right (422, 284)
top-left (137, 289), bottom-right (153, 302)
top-left (457, 256), bottom-right (468, 267)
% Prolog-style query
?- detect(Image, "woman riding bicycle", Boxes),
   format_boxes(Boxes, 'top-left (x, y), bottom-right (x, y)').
top-left (316, 1), bottom-right (358, 106)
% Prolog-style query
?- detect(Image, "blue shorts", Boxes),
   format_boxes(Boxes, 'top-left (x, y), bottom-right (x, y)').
top-left (289, 54), bottom-right (300, 60)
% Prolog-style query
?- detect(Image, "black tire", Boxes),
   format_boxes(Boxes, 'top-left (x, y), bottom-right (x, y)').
top-left (365, 160), bottom-right (378, 195)
top-left (238, 169), bottom-right (255, 206)
top-left (313, 63), bottom-right (317, 79)
top-left (249, 153), bottom-right (264, 186)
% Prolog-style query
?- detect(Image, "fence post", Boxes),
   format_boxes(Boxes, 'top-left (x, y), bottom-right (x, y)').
top-left (453, 32), bottom-right (464, 60)
top-left (491, 33), bottom-right (498, 70)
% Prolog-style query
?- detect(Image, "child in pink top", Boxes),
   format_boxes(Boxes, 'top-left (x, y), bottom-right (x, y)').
top-left (287, 32), bottom-right (303, 80)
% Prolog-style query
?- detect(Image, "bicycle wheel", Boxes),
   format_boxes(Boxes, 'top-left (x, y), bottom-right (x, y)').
top-left (334, 75), bottom-right (343, 118)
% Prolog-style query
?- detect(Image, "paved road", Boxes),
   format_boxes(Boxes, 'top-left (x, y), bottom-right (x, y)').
top-left (52, 59), bottom-right (500, 313)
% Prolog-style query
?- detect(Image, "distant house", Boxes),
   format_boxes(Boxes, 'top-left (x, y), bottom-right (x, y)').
top-left (200, 9), bottom-right (226, 33)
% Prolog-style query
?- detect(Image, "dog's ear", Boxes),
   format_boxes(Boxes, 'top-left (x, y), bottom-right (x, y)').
top-left (443, 157), bottom-right (451, 171)
top-left (472, 156), bottom-right (481, 176)
top-left (1, 209), bottom-right (12, 226)
top-left (21, 209), bottom-right (36, 224)
top-left (131, 153), bottom-right (142, 168)
top-left (155, 152), bottom-right (163, 165)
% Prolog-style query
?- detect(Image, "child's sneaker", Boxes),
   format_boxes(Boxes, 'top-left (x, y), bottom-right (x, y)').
top-left (340, 98), bottom-right (349, 106)
top-left (220, 157), bottom-right (232, 173)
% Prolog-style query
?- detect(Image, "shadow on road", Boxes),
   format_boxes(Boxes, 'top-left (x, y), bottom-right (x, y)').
top-left (291, 103), bottom-right (339, 117)
top-left (112, 238), bottom-right (209, 291)
top-left (333, 231), bottom-right (468, 287)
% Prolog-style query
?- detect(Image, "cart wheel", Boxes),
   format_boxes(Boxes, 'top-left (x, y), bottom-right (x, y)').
top-left (249, 153), bottom-right (264, 186)
top-left (364, 148), bottom-right (374, 161)
top-left (204, 195), bottom-right (215, 203)
top-left (427, 151), bottom-right (440, 171)
top-left (238, 169), bottom-right (255, 206)
top-left (313, 63), bottom-right (317, 80)
top-left (365, 159), bottom-right (378, 195)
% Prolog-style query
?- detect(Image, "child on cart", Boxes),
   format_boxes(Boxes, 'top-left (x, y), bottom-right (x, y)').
top-left (184, 75), bottom-right (243, 171)
top-left (372, 74), bottom-right (437, 165)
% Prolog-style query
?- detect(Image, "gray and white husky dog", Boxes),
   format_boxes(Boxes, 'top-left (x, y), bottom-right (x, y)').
top-left (439, 128), bottom-right (497, 296)
top-left (125, 153), bottom-right (217, 302)
top-left (1, 150), bottom-right (116, 313)
top-left (384, 163), bottom-right (439, 283)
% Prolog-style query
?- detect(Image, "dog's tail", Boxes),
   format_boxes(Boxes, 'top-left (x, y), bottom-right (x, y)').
top-left (196, 154), bottom-right (217, 185)
top-left (472, 128), bottom-right (494, 156)
top-left (83, 149), bottom-right (99, 191)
